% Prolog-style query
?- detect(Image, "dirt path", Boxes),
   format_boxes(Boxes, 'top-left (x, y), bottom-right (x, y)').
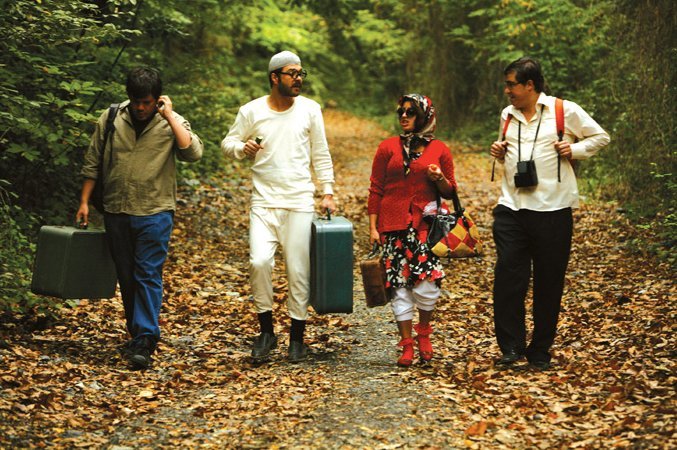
top-left (0, 111), bottom-right (674, 449)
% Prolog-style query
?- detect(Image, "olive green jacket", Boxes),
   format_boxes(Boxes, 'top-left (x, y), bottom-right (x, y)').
top-left (81, 100), bottom-right (203, 215)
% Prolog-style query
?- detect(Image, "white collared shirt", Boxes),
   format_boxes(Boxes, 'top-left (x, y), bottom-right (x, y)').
top-left (496, 93), bottom-right (610, 211)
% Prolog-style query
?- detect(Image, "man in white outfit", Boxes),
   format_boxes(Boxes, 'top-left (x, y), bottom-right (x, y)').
top-left (222, 51), bottom-right (336, 363)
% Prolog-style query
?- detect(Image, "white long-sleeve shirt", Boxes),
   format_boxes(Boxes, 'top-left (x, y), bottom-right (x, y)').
top-left (221, 95), bottom-right (335, 211)
top-left (497, 93), bottom-right (610, 211)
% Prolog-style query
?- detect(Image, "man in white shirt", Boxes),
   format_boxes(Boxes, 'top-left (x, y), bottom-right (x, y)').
top-left (222, 51), bottom-right (336, 363)
top-left (490, 56), bottom-right (610, 370)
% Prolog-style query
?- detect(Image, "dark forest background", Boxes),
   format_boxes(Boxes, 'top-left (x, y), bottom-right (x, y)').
top-left (1, 0), bottom-right (674, 315)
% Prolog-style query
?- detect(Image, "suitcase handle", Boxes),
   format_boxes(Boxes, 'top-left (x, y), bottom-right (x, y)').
top-left (367, 242), bottom-right (382, 258)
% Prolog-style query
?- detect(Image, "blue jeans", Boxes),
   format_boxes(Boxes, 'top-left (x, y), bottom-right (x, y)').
top-left (104, 211), bottom-right (174, 343)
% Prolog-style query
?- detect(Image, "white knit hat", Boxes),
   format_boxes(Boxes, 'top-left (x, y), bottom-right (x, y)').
top-left (268, 50), bottom-right (301, 72)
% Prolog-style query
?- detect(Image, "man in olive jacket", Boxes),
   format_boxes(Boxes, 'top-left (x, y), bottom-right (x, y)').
top-left (76, 67), bottom-right (203, 369)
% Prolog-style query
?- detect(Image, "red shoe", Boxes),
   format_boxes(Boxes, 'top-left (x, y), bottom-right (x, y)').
top-left (414, 323), bottom-right (433, 362)
top-left (397, 338), bottom-right (415, 367)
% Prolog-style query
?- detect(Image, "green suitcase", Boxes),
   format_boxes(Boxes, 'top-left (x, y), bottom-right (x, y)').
top-left (31, 226), bottom-right (117, 299)
top-left (309, 214), bottom-right (354, 314)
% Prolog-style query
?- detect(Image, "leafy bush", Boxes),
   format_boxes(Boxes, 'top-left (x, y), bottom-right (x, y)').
top-left (0, 180), bottom-right (46, 316)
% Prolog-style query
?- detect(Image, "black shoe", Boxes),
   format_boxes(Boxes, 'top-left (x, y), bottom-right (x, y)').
top-left (128, 336), bottom-right (155, 370)
top-left (251, 333), bottom-right (277, 361)
top-left (528, 360), bottom-right (551, 371)
top-left (119, 340), bottom-right (134, 357)
top-left (288, 340), bottom-right (308, 363)
top-left (496, 350), bottom-right (523, 366)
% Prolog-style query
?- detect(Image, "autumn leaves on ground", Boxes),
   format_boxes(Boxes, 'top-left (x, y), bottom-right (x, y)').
top-left (1, 111), bottom-right (674, 449)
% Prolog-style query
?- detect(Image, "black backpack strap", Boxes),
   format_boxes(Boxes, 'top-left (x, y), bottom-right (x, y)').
top-left (100, 103), bottom-right (119, 172)
top-left (103, 103), bottom-right (119, 152)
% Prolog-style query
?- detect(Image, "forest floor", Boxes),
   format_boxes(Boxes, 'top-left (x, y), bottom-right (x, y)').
top-left (1, 110), bottom-right (675, 449)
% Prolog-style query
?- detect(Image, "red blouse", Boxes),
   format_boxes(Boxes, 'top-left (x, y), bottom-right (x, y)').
top-left (368, 137), bottom-right (456, 235)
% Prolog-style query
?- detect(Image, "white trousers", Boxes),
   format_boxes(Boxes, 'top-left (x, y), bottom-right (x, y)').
top-left (390, 280), bottom-right (440, 321)
top-left (249, 207), bottom-right (314, 320)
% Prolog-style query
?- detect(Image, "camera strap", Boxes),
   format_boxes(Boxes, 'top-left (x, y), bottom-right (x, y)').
top-left (517, 104), bottom-right (545, 162)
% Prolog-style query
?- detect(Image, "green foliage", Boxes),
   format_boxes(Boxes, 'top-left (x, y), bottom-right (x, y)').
top-left (0, 0), bottom-right (140, 223)
top-left (0, 179), bottom-right (47, 316)
top-left (574, 0), bottom-right (676, 263)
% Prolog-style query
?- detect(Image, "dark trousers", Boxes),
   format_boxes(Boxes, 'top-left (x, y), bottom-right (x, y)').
top-left (104, 211), bottom-right (173, 343)
top-left (492, 205), bottom-right (572, 362)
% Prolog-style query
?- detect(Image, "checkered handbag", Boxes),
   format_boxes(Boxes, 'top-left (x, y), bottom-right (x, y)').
top-left (426, 190), bottom-right (483, 258)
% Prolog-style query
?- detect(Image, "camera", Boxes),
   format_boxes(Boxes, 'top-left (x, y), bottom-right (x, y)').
top-left (514, 160), bottom-right (538, 188)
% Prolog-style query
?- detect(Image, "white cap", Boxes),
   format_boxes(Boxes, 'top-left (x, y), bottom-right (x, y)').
top-left (268, 50), bottom-right (301, 72)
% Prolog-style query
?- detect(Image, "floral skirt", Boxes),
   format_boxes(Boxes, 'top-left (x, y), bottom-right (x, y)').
top-left (382, 226), bottom-right (444, 289)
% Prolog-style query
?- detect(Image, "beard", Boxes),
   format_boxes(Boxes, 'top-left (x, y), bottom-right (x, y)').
top-left (278, 81), bottom-right (301, 98)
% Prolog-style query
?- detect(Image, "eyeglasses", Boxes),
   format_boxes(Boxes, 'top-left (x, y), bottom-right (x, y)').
top-left (278, 69), bottom-right (308, 80)
top-left (504, 80), bottom-right (523, 89)
top-left (397, 107), bottom-right (417, 118)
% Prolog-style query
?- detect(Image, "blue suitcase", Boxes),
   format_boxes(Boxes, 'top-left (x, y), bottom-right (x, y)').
top-left (31, 226), bottom-right (117, 299)
top-left (309, 213), bottom-right (354, 314)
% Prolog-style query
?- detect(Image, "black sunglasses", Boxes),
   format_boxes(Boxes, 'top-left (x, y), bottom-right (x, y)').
top-left (397, 107), bottom-right (417, 118)
top-left (278, 69), bottom-right (308, 80)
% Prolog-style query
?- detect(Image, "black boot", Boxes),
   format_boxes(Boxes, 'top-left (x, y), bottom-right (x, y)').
top-left (288, 319), bottom-right (308, 362)
top-left (288, 340), bottom-right (308, 363)
top-left (251, 333), bottom-right (277, 361)
top-left (128, 335), bottom-right (156, 370)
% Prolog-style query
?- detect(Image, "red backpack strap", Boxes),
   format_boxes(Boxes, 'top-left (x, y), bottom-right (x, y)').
top-left (555, 98), bottom-right (564, 140)
top-left (501, 113), bottom-right (513, 141)
top-left (555, 98), bottom-right (565, 182)
top-left (492, 113), bottom-right (513, 182)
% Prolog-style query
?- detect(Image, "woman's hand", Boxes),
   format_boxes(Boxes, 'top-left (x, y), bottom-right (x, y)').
top-left (369, 228), bottom-right (380, 245)
top-left (427, 164), bottom-right (445, 182)
top-left (428, 163), bottom-right (454, 197)
top-left (368, 213), bottom-right (380, 245)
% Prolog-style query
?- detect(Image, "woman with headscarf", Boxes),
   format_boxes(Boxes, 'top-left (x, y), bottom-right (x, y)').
top-left (368, 94), bottom-right (457, 367)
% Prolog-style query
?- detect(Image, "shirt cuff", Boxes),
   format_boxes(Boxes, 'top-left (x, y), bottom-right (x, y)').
top-left (570, 142), bottom-right (587, 160)
top-left (322, 183), bottom-right (334, 196)
top-left (234, 141), bottom-right (247, 159)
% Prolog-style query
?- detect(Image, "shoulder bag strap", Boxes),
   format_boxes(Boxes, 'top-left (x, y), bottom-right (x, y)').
top-left (502, 113), bottom-right (513, 141)
top-left (449, 189), bottom-right (462, 214)
top-left (434, 187), bottom-right (463, 214)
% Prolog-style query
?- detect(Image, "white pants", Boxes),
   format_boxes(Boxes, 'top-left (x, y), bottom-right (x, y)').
top-left (390, 281), bottom-right (440, 321)
top-left (249, 207), bottom-right (314, 320)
